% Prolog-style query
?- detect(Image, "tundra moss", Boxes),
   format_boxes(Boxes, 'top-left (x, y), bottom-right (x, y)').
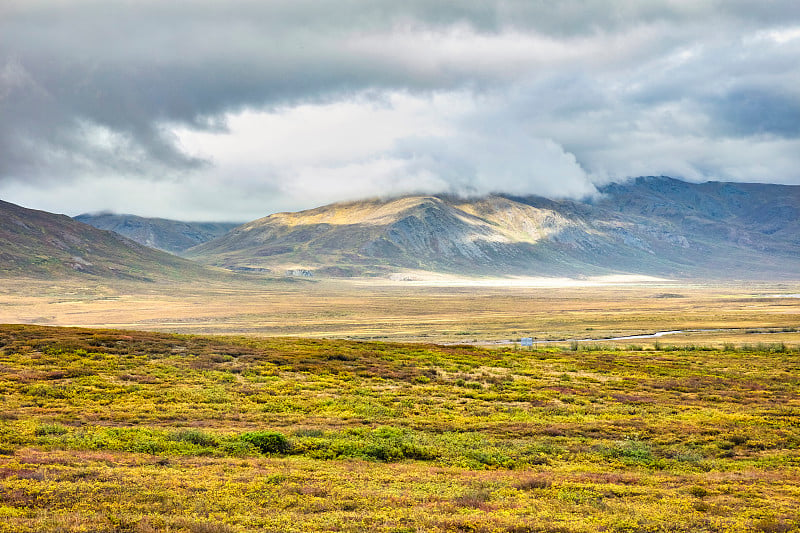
top-left (0, 325), bottom-right (798, 532)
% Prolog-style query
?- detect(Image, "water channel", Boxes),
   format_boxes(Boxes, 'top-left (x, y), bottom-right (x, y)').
top-left (454, 327), bottom-right (793, 346)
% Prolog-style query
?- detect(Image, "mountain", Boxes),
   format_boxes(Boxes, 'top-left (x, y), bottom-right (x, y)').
top-left (74, 213), bottom-right (239, 254)
top-left (595, 176), bottom-right (800, 253)
top-left (0, 200), bottom-right (212, 281)
top-left (185, 177), bottom-right (800, 279)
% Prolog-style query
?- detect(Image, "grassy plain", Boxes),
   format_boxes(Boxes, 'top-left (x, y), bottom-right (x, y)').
top-left (0, 276), bottom-right (798, 346)
top-left (0, 276), bottom-right (798, 531)
top-left (1, 324), bottom-right (799, 532)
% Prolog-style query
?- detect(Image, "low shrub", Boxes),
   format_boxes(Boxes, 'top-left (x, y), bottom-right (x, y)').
top-left (35, 423), bottom-right (69, 437)
top-left (453, 488), bottom-right (492, 509)
top-left (600, 438), bottom-right (655, 465)
top-left (239, 431), bottom-right (290, 454)
top-left (516, 476), bottom-right (552, 490)
top-left (171, 429), bottom-right (217, 447)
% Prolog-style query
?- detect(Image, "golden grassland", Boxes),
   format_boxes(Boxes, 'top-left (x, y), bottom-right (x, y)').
top-left (0, 276), bottom-right (798, 346)
top-left (1, 324), bottom-right (799, 532)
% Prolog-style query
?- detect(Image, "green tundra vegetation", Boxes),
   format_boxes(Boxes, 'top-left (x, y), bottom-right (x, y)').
top-left (0, 324), bottom-right (798, 532)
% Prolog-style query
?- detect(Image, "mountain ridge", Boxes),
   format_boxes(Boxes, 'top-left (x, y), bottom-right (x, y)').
top-left (185, 177), bottom-right (800, 279)
top-left (0, 200), bottom-right (214, 281)
top-left (4, 177), bottom-right (797, 281)
top-left (74, 213), bottom-right (240, 254)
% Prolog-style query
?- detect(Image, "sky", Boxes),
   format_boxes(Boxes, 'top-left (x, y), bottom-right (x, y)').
top-left (1, 0), bottom-right (800, 221)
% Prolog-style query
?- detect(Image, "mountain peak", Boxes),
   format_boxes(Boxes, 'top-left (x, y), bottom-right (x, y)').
top-left (185, 178), bottom-right (799, 280)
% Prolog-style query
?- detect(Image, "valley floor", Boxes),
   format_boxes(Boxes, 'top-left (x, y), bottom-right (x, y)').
top-left (0, 276), bottom-right (798, 532)
top-left (0, 275), bottom-right (798, 347)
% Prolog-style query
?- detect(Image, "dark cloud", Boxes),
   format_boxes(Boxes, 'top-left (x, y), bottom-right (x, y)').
top-left (1, 0), bottom-right (800, 218)
top-left (706, 88), bottom-right (800, 138)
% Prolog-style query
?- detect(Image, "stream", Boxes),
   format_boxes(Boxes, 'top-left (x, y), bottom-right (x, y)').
top-left (531, 329), bottom-right (703, 344)
top-left (450, 327), bottom-right (793, 346)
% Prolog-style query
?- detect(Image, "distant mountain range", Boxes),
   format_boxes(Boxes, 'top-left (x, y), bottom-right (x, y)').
top-left (74, 213), bottom-right (239, 254)
top-left (2, 177), bottom-right (798, 280)
top-left (0, 200), bottom-right (212, 281)
top-left (184, 177), bottom-right (800, 279)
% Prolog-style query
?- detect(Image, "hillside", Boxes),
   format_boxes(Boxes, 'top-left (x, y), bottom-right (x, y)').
top-left (74, 213), bottom-right (240, 254)
top-left (185, 177), bottom-right (800, 279)
top-left (0, 199), bottom-right (213, 281)
top-left (185, 195), bottom-right (604, 277)
top-left (596, 176), bottom-right (800, 255)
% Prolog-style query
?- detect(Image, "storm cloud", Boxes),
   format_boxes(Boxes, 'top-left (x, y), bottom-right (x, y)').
top-left (1, 0), bottom-right (800, 219)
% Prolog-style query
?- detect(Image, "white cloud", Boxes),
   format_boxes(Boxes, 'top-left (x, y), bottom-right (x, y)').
top-left (167, 91), bottom-right (597, 216)
top-left (174, 92), bottom-right (463, 169)
top-left (755, 26), bottom-right (800, 44)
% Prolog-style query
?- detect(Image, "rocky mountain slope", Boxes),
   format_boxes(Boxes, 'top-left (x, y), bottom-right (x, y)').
top-left (74, 213), bottom-right (239, 254)
top-left (185, 177), bottom-right (800, 279)
top-left (596, 176), bottom-right (800, 256)
top-left (0, 200), bottom-right (213, 281)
